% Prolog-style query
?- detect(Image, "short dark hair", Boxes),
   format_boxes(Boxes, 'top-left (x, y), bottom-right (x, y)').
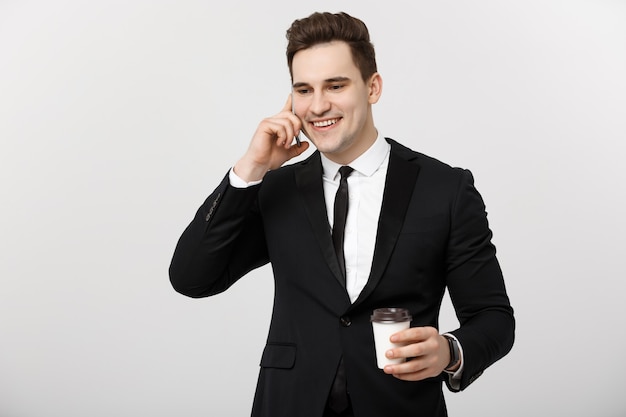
top-left (286, 12), bottom-right (377, 82)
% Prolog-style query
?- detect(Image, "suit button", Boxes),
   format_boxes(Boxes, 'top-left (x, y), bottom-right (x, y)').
top-left (340, 316), bottom-right (351, 327)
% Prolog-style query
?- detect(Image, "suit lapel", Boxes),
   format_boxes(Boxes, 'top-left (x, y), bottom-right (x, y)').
top-left (294, 152), bottom-right (346, 287)
top-left (353, 140), bottom-right (420, 306)
top-left (293, 140), bottom-right (421, 298)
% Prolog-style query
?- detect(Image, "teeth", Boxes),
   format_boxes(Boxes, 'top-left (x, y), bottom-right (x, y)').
top-left (313, 119), bottom-right (338, 127)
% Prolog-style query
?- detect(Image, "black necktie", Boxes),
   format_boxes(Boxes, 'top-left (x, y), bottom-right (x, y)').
top-left (332, 166), bottom-right (354, 282)
top-left (328, 166), bottom-right (353, 414)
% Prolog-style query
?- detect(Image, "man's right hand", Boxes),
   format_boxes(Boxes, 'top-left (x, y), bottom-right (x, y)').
top-left (233, 95), bottom-right (310, 182)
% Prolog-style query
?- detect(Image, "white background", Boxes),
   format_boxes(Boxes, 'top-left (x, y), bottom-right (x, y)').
top-left (1, 1), bottom-right (625, 416)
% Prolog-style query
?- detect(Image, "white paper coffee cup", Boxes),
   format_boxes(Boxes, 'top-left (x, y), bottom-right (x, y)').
top-left (371, 308), bottom-right (412, 369)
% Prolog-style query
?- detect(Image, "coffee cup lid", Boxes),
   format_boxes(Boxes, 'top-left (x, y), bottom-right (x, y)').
top-left (370, 307), bottom-right (412, 322)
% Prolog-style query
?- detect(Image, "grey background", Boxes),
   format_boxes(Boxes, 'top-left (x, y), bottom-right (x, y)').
top-left (1, 0), bottom-right (625, 416)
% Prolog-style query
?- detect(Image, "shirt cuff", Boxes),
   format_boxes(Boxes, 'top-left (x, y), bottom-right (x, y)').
top-left (228, 168), bottom-right (263, 188)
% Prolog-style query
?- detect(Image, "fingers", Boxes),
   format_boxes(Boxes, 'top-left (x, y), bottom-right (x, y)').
top-left (383, 344), bottom-right (440, 381)
top-left (384, 358), bottom-right (439, 381)
top-left (259, 117), bottom-right (297, 147)
top-left (259, 100), bottom-right (302, 148)
top-left (386, 332), bottom-right (437, 362)
top-left (382, 327), bottom-right (446, 381)
top-left (390, 326), bottom-right (436, 344)
top-left (240, 97), bottom-right (305, 176)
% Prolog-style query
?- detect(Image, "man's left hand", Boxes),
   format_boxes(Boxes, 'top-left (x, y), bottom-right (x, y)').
top-left (382, 326), bottom-right (456, 381)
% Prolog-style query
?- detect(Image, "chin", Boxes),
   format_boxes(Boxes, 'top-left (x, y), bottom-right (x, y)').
top-left (313, 142), bottom-right (343, 155)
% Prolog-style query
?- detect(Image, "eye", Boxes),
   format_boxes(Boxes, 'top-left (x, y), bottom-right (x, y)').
top-left (329, 84), bottom-right (345, 91)
top-left (295, 88), bottom-right (311, 95)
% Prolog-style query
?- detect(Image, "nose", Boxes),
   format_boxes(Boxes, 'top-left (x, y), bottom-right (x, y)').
top-left (309, 91), bottom-right (331, 116)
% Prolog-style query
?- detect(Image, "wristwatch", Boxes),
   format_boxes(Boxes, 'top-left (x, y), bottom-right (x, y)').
top-left (443, 335), bottom-right (460, 371)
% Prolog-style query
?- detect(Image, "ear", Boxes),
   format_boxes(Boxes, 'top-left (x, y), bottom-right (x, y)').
top-left (367, 72), bottom-right (383, 104)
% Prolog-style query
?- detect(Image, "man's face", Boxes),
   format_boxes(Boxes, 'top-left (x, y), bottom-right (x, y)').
top-left (292, 41), bottom-right (382, 165)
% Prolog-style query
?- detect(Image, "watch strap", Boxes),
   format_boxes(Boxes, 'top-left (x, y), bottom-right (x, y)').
top-left (443, 335), bottom-right (460, 371)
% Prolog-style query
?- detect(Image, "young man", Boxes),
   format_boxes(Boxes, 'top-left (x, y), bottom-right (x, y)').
top-left (170, 12), bottom-right (514, 417)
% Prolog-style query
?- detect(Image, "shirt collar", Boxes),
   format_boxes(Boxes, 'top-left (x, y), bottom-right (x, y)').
top-left (320, 132), bottom-right (391, 180)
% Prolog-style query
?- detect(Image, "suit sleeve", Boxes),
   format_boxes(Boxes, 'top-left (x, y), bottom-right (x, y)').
top-left (169, 172), bottom-right (270, 298)
top-left (444, 169), bottom-right (515, 392)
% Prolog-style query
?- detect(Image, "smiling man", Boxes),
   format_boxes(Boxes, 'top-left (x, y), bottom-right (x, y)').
top-left (290, 41), bottom-right (380, 165)
top-left (169, 12), bottom-right (514, 417)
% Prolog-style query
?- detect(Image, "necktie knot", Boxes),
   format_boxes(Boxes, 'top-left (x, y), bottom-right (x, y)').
top-left (339, 165), bottom-right (354, 180)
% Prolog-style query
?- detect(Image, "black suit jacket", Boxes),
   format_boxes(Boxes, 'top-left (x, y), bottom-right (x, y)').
top-left (169, 138), bottom-right (515, 417)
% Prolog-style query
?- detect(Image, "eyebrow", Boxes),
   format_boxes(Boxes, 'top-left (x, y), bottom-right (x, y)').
top-left (292, 76), bottom-right (352, 89)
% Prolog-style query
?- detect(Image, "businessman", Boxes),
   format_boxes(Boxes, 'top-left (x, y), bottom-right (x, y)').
top-left (169, 11), bottom-right (514, 417)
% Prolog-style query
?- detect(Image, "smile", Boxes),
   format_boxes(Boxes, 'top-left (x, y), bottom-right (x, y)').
top-left (312, 118), bottom-right (339, 127)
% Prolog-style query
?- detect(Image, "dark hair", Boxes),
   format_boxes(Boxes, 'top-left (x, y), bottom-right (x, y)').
top-left (286, 12), bottom-right (377, 82)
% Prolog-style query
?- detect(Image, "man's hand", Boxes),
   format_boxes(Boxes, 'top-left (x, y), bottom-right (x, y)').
top-left (382, 326), bottom-right (456, 381)
top-left (233, 95), bottom-right (310, 182)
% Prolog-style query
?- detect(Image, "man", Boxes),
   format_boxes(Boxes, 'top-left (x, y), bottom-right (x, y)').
top-left (169, 11), bottom-right (514, 417)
